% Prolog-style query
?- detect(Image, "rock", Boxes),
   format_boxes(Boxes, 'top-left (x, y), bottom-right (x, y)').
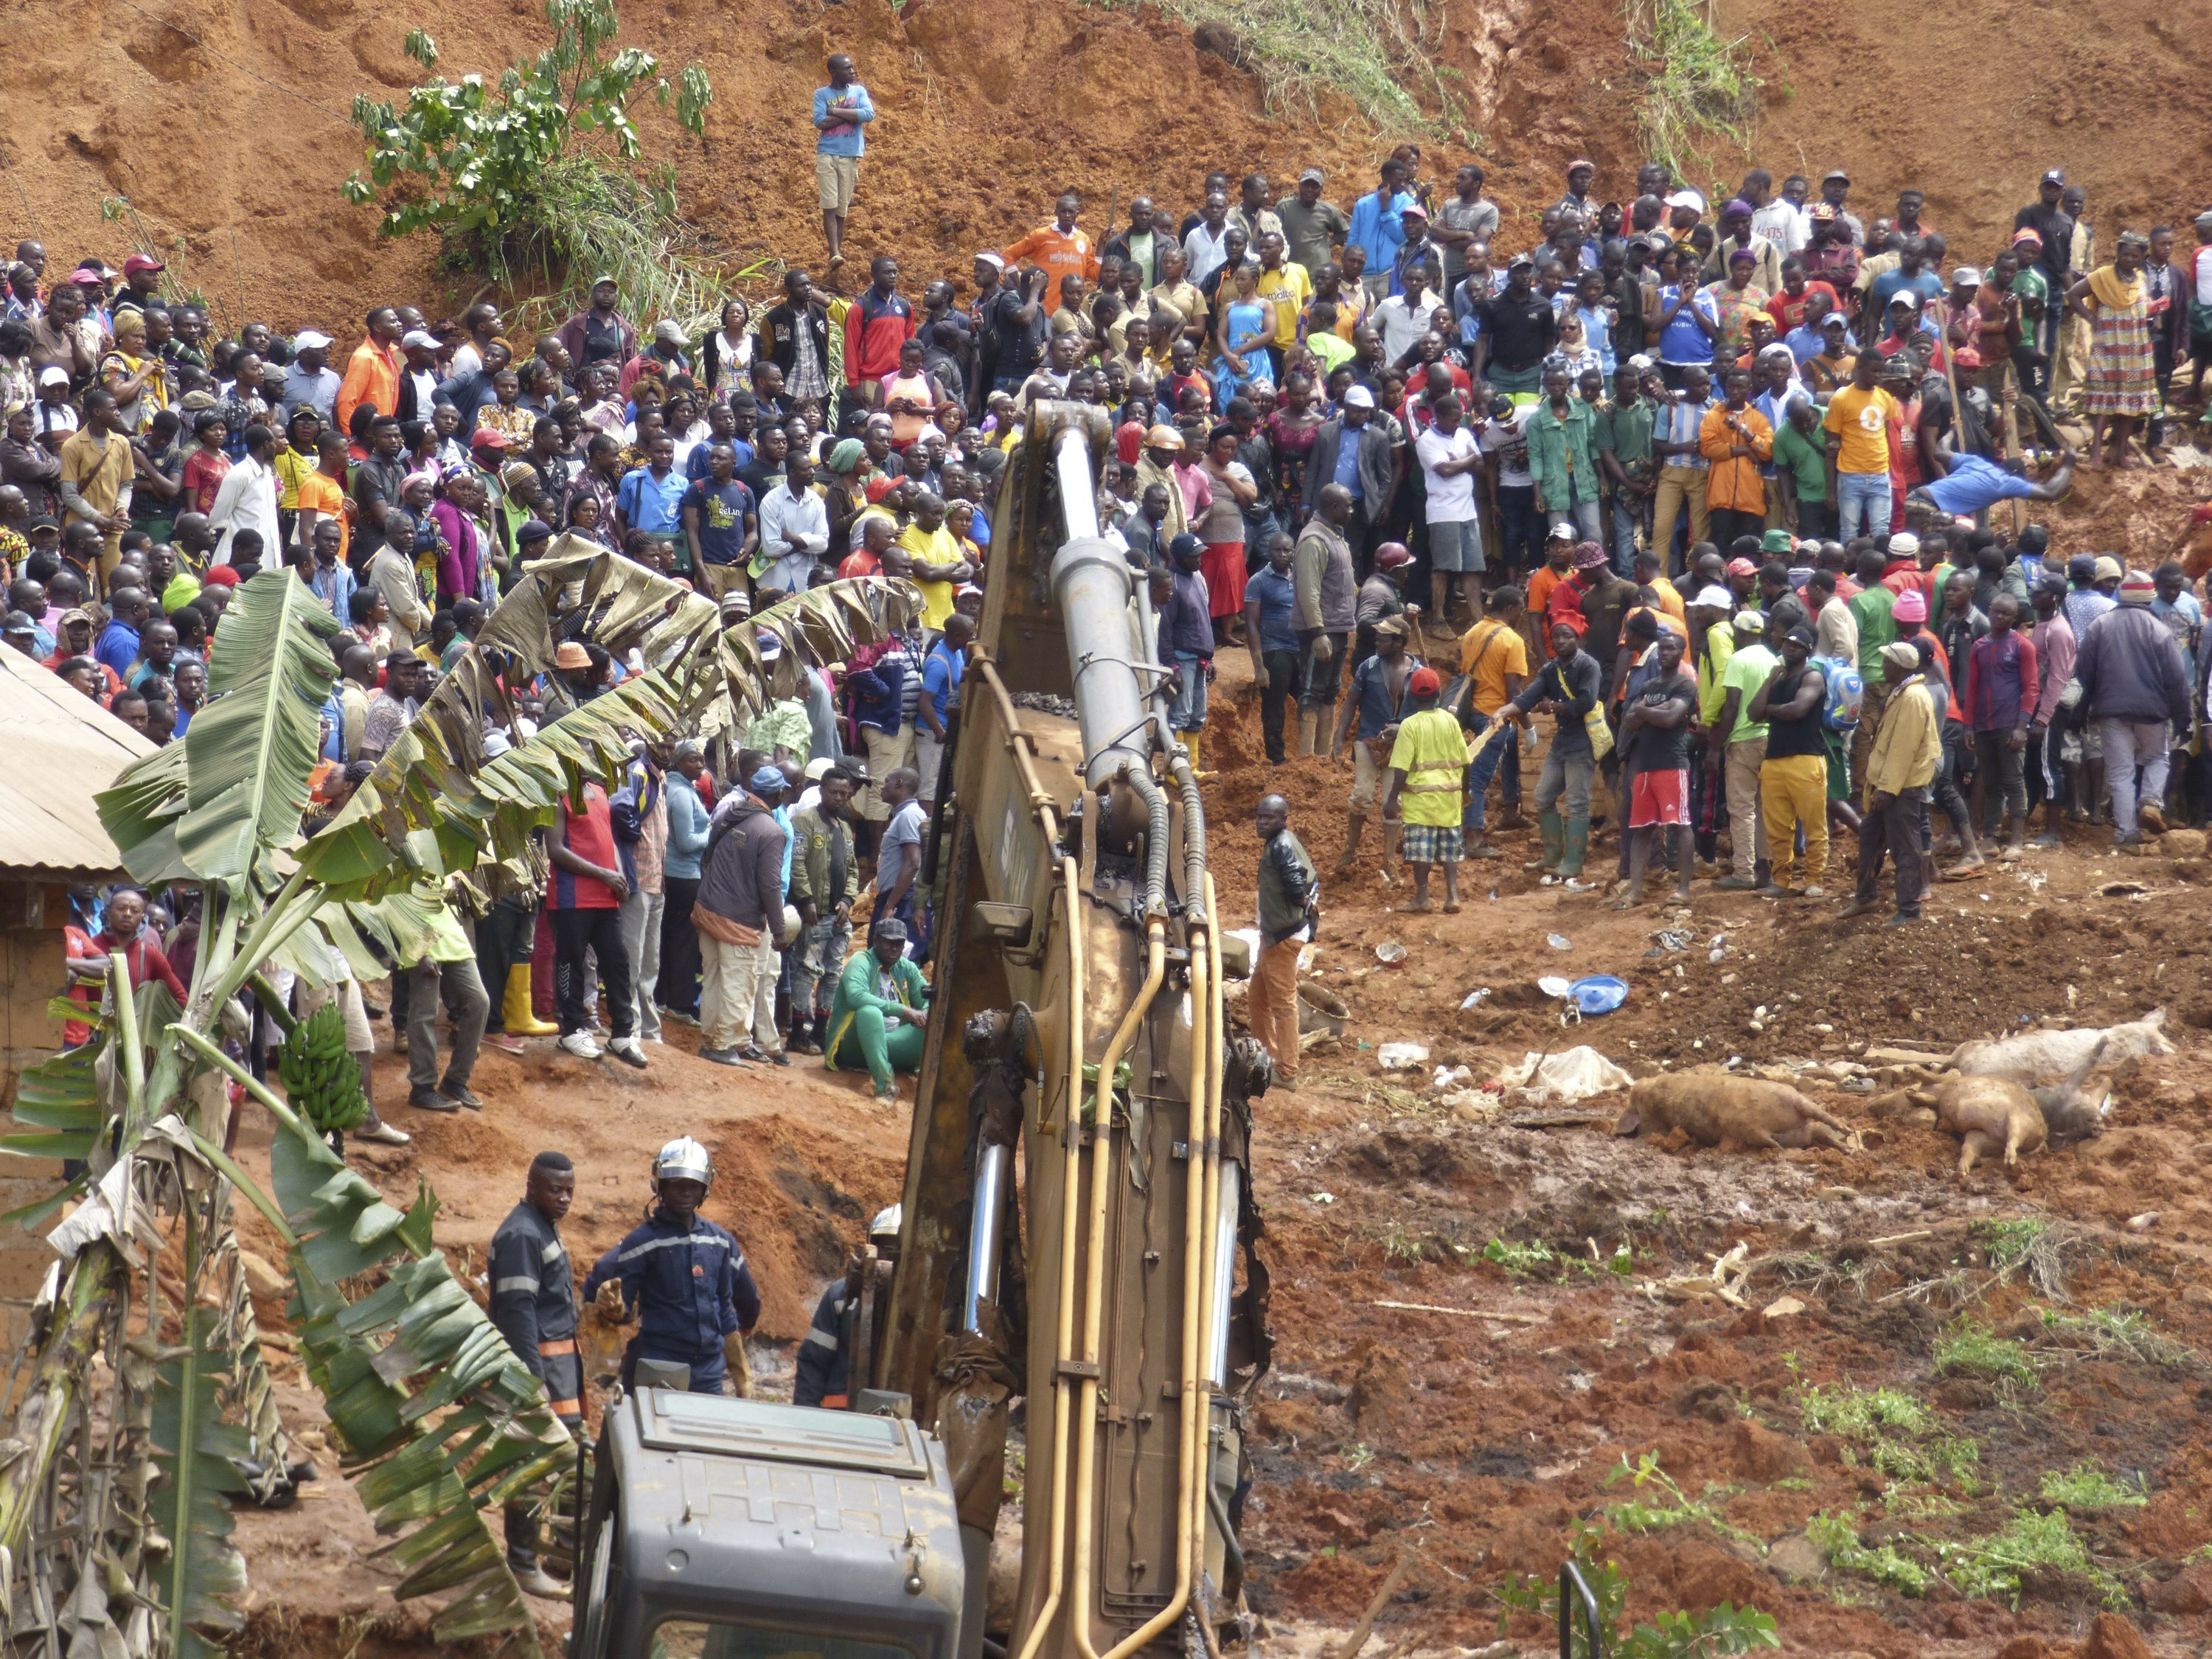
top-left (1672, 1377), bottom-right (1736, 1423)
top-left (1995, 1640), bottom-right (2052, 1659)
top-left (2160, 829), bottom-right (2208, 858)
top-left (1728, 1419), bottom-right (1812, 1483)
top-left (2146, 1564), bottom-right (2212, 1615)
top-left (237, 1248), bottom-right (288, 1301)
top-left (2082, 1613), bottom-right (2155, 1659)
top-left (1765, 1530), bottom-right (1829, 1584)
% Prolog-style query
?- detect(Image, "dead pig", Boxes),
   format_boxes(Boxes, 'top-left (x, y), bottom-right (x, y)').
top-left (1615, 1073), bottom-right (1851, 1150)
top-left (1949, 1009), bottom-right (2172, 1083)
top-left (1927, 1075), bottom-right (2047, 1175)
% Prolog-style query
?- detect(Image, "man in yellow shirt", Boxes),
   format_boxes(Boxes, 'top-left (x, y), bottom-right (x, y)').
top-left (1382, 666), bottom-right (1475, 913)
top-left (1253, 233), bottom-right (1312, 354)
top-left (1821, 351), bottom-right (1898, 541)
top-left (894, 490), bottom-right (974, 635)
top-left (59, 389), bottom-right (136, 585)
top-left (1455, 585), bottom-right (1529, 856)
top-left (1838, 639), bottom-right (1940, 924)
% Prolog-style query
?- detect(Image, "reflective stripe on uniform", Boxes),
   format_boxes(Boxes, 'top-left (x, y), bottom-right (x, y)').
top-left (540, 1239), bottom-right (567, 1264)
top-left (618, 1232), bottom-right (734, 1263)
top-left (802, 1328), bottom-right (838, 1352)
top-left (494, 1275), bottom-right (539, 1294)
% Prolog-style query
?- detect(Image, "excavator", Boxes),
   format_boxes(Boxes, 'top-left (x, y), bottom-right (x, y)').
top-left (568, 401), bottom-right (1275, 1659)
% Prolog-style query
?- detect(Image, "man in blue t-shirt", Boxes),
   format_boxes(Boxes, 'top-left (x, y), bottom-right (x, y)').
top-left (1907, 440), bottom-right (2073, 522)
top-left (681, 442), bottom-right (757, 597)
top-left (1243, 532), bottom-right (1301, 763)
top-left (812, 55), bottom-right (876, 271)
top-left (915, 612), bottom-right (971, 808)
top-left (1345, 160), bottom-right (1417, 302)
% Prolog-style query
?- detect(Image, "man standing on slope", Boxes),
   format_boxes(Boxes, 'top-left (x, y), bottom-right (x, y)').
top-left (813, 55), bottom-right (875, 272)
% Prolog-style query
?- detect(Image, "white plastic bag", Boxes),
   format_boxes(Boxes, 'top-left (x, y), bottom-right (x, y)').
top-left (1498, 1046), bottom-right (1635, 1105)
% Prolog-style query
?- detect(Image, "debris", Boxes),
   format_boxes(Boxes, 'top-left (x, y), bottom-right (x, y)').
top-left (1506, 1110), bottom-right (1615, 1129)
top-left (1335, 1554), bottom-right (1411, 1659)
top-left (1429, 1063), bottom-right (1473, 1092)
top-left (1537, 975), bottom-right (1573, 998)
top-left (1566, 975), bottom-right (1629, 1015)
top-left (1866, 1229), bottom-right (1934, 1247)
top-left (1863, 1046), bottom-right (1952, 1068)
top-left (2126, 1211), bottom-right (2159, 1232)
top-left (1459, 987), bottom-right (1491, 1009)
top-left (1545, 933), bottom-right (1572, 950)
top-left (1371, 1300), bottom-right (1546, 1325)
top-left (1762, 1295), bottom-right (1807, 1319)
top-left (1377, 1042), bottom-right (1430, 1071)
top-left (1374, 941), bottom-right (1407, 965)
top-left (1647, 928), bottom-right (1692, 956)
top-left (1643, 1241), bottom-right (1753, 1308)
top-left (1309, 1192), bottom-right (1336, 1205)
top-left (1499, 1046), bottom-right (1635, 1105)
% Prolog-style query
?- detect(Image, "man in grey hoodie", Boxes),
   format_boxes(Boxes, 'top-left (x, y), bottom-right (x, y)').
top-left (695, 765), bottom-right (795, 1065)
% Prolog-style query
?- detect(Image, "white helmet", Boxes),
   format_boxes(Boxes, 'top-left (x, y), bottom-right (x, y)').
top-left (869, 1204), bottom-right (902, 1239)
top-left (654, 1136), bottom-right (714, 1187)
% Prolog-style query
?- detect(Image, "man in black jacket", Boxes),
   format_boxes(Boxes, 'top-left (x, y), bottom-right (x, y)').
top-left (696, 765), bottom-right (796, 1065)
top-left (758, 270), bottom-right (835, 408)
top-left (488, 1150), bottom-right (581, 1597)
top-left (1251, 793), bottom-right (1318, 1088)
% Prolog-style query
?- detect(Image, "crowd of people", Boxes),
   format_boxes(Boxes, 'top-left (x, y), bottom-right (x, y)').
top-left (8, 56), bottom-right (2211, 1130)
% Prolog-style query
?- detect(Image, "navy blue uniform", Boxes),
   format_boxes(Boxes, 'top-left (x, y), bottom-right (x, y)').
top-left (487, 1200), bottom-right (583, 1420)
top-left (793, 1280), bottom-right (858, 1408)
top-left (583, 1208), bottom-right (761, 1394)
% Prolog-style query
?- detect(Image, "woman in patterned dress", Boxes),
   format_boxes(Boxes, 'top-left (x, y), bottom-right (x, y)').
top-left (2067, 230), bottom-right (2156, 469)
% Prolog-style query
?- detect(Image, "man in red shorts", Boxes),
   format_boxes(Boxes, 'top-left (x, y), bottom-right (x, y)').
top-left (1615, 628), bottom-right (1699, 905)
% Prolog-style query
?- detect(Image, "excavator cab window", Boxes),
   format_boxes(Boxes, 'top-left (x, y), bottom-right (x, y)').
top-left (645, 1621), bottom-right (917, 1659)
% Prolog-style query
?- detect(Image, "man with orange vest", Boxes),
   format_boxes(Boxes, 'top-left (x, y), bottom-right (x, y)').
top-left (333, 307), bottom-right (403, 444)
top-left (1003, 193), bottom-right (1099, 315)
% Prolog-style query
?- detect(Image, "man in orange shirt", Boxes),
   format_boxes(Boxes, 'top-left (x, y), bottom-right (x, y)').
top-left (1002, 194), bottom-right (1098, 315)
top-left (1699, 366), bottom-right (1773, 552)
top-left (335, 307), bottom-right (403, 443)
top-left (294, 430), bottom-right (351, 565)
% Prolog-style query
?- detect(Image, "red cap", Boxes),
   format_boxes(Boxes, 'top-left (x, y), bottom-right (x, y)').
top-left (470, 428), bottom-right (510, 451)
top-left (205, 564), bottom-right (241, 586)
top-left (1725, 557), bottom-right (1759, 577)
top-left (1408, 666), bottom-right (1441, 695)
top-left (1373, 540), bottom-right (1413, 569)
top-left (122, 254), bottom-right (165, 277)
top-left (865, 477), bottom-right (897, 504)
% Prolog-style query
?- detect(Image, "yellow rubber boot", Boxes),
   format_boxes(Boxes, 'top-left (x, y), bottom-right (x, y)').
top-left (504, 965), bottom-right (558, 1036)
top-left (1184, 728), bottom-right (1206, 776)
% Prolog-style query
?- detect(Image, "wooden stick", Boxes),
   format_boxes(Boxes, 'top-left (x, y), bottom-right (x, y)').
top-left (1335, 1553), bottom-right (1411, 1659)
top-left (1862, 1046), bottom-right (1951, 1067)
top-left (1866, 1229), bottom-right (1935, 1247)
top-left (1371, 1299), bottom-right (1543, 1324)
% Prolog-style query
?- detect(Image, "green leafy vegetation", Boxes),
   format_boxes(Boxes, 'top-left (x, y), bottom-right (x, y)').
top-left (1934, 1509), bottom-right (2129, 1610)
top-left (1603, 1451), bottom-right (1761, 1549)
top-left (1934, 1321), bottom-right (2038, 1387)
top-left (1483, 1237), bottom-right (1557, 1276)
top-left (1796, 1383), bottom-right (1980, 1491)
top-left (1082, 0), bottom-right (1470, 139)
top-left (1807, 1512), bottom-right (1933, 1597)
top-left (2043, 1304), bottom-right (2195, 1366)
top-left (1621, 0), bottom-right (1761, 192)
top-left (2039, 1464), bottom-right (2147, 1510)
top-left (344, 0), bottom-right (726, 330)
top-left (1497, 1517), bottom-right (1779, 1659)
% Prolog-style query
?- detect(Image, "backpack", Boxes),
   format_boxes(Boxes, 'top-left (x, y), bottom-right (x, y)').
top-left (1812, 655), bottom-right (1863, 733)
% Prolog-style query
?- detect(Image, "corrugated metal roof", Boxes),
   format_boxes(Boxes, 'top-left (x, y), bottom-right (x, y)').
top-left (0, 647), bottom-right (155, 881)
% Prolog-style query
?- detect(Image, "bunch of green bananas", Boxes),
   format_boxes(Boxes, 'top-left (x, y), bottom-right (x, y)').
top-left (277, 1003), bottom-right (371, 1134)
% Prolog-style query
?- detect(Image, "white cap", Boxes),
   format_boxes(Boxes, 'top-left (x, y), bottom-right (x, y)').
top-left (1665, 188), bottom-right (1708, 213)
top-left (975, 251), bottom-right (1005, 270)
top-left (870, 1203), bottom-right (902, 1238)
top-left (38, 366), bottom-right (69, 386)
top-left (293, 329), bottom-right (333, 349)
top-left (1343, 384), bottom-right (1375, 408)
top-left (1692, 583), bottom-right (1734, 609)
top-left (400, 330), bottom-right (438, 349)
top-left (1891, 532), bottom-right (1921, 556)
top-left (654, 1136), bottom-right (714, 1186)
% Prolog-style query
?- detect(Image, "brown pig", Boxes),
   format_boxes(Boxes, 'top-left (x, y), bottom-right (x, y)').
top-left (1614, 1072), bottom-right (1851, 1150)
top-left (1926, 1075), bottom-right (2047, 1175)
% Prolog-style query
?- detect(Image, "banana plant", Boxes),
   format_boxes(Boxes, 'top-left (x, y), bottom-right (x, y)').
top-left (0, 554), bottom-right (923, 1652)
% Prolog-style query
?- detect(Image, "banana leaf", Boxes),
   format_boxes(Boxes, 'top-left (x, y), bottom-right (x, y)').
top-left (97, 572), bottom-right (340, 891)
top-left (257, 1092), bottom-right (563, 1654)
top-left (147, 1307), bottom-right (251, 1658)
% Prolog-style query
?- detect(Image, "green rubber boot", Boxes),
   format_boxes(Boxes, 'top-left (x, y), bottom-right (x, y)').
top-left (1526, 810), bottom-right (1565, 872)
top-left (1557, 817), bottom-right (1592, 878)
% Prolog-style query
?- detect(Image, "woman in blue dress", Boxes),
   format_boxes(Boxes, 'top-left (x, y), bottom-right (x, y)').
top-left (1214, 263), bottom-right (1279, 413)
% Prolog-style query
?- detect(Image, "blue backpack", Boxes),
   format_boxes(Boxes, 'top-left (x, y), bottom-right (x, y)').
top-left (1812, 655), bottom-right (1863, 733)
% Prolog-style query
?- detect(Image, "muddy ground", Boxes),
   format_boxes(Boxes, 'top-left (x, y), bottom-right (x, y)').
top-left (204, 589), bottom-right (2212, 1658)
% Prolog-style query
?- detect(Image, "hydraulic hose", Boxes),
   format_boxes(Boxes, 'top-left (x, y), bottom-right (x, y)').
top-left (1096, 902), bottom-right (1208, 1659)
top-left (1119, 758), bottom-right (1171, 919)
top-left (1068, 920), bottom-right (1166, 1659)
top-left (1168, 749), bottom-right (1207, 914)
top-left (1191, 874), bottom-right (1230, 1583)
top-left (1012, 851), bottom-right (1087, 1659)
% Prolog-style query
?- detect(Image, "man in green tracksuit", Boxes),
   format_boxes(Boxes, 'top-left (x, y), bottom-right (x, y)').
top-left (825, 919), bottom-right (930, 1097)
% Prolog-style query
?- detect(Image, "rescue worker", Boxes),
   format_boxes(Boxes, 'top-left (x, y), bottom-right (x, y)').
top-left (793, 1204), bottom-right (901, 1409)
top-left (583, 1137), bottom-right (761, 1396)
top-left (487, 1150), bottom-right (581, 1599)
